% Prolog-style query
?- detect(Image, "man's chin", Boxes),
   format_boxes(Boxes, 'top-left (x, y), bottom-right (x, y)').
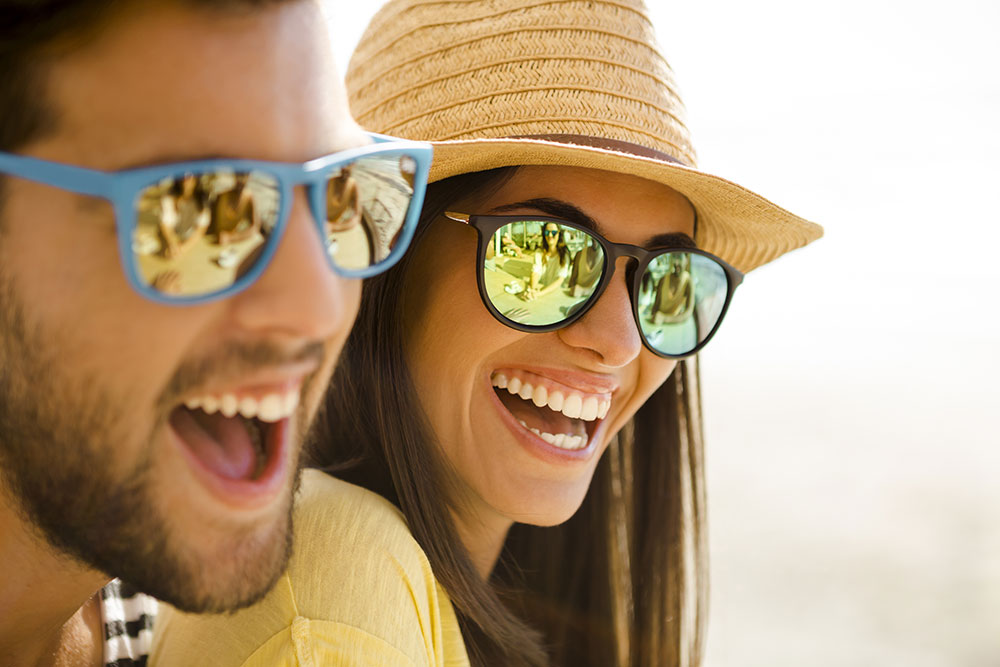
top-left (127, 507), bottom-right (295, 614)
top-left (134, 417), bottom-right (304, 611)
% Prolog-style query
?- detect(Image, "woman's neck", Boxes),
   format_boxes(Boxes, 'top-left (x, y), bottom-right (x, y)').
top-left (450, 507), bottom-right (513, 579)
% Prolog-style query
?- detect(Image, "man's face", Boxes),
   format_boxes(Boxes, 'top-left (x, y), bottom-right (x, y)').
top-left (0, 0), bottom-right (366, 612)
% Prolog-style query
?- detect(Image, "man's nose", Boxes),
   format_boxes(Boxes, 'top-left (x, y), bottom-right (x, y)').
top-left (227, 188), bottom-right (359, 342)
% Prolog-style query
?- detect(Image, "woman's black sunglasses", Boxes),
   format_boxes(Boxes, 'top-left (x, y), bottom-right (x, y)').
top-left (445, 211), bottom-right (744, 358)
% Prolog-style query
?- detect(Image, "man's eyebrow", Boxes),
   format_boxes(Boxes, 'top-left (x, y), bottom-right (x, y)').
top-left (487, 197), bottom-right (697, 248)
top-left (115, 153), bottom-right (230, 171)
top-left (113, 134), bottom-right (376, 172)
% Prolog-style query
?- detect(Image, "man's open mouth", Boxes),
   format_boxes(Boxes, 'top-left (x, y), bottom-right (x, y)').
top-left (491, 371), bottom-right (610, 451)
top-left (169, 389), bottom-right (299, 483)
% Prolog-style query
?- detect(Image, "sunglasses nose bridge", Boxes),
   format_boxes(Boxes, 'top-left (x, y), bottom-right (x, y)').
top-left (623, 259), bottom-right (638, 297)
top-left (594, 245), bottom-right (651, 339)
top-left (585, 251), bottom-right (641, 320)
top-left (600, 242), bottom-right (643, 281)
top-left (297, 170), bottom-right (331, 230)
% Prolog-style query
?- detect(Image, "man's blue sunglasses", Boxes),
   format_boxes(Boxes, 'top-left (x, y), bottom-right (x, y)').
top-left (0, 133), bottom-right (432, 304)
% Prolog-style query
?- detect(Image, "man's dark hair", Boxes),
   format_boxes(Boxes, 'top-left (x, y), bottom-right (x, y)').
top-left (0, 2), bottom-right (87, 152)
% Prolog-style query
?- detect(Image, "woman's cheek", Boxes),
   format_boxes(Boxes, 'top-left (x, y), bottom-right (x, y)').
top-left (618, 357), bottom-right (680, 429)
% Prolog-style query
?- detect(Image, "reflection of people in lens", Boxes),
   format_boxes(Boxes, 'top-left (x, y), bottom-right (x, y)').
top-left (523, 223), bottom-right (569, 301)
top-left (213, 174), bottom-right (260, 245)
top-left (487, 229), bottom-right (526, 270)
top-left (150, 270), bottom-right (182, 294)
top-left (326, 166), bottom-right (377, 268)
top-left (650, 256), bottom-right (694, 324)
top-left (398, 155), bottom-right (417, 188)
top-left (567, 238), bottom-right (601, 297)
top-left (159, 174), bottom-right (210, 258)
top-left (327, 166), bottom-right (362, 233)
top-left (500, 230), bottom-right (525, 259)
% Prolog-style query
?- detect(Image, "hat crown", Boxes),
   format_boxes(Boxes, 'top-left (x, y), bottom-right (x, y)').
top-left (347, 0), bottom-right (697, 166)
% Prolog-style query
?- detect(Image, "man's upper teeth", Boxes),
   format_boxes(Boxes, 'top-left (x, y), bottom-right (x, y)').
top-left (184, 389), bottom-right (299, 423)
top-left (221, 394), bottom-right (239, 417)
top-left (493, 373), bottom-right (610, 421)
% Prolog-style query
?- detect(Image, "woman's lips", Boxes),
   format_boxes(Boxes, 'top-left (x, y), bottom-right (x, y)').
top-left (492, 365), bottom-right (620, 396)
top-left (486, 370), bottom-right (612, 462)
top-left (494, 389), bottom-right (589, 449)
top-left (491, 369), bottom-right (612, 421)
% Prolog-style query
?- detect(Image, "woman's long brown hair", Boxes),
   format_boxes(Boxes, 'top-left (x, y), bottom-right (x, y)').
top-left (311, 168), bottom-right (708, 666)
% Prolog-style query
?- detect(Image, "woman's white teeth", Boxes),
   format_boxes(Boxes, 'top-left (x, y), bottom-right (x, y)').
top-left (493, 373), bottom-right (609, 422)
top-left (518, 382), bottom-right (533, 401)
top-left (562, 393), bottom-right (583, 419)
top-left (517, 420), bottom-right (588, 450)
top-left (531, 385), bottom-right (548, 408)
top-left (184, 389), bottom-right (299, 423)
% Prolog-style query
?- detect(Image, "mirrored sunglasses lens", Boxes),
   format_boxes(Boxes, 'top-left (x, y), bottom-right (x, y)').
top-left (133, 170), bottom-right (280, 298)
top-left (323, 153), bottom-right (418, 271)
top-left (637, 252), bottom-right (729, 356)
top-left (482, 221), bottom-right (604, 327)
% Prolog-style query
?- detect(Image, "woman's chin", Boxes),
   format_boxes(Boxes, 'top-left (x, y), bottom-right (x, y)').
top-left (499, 485), bottom-right (592, 528)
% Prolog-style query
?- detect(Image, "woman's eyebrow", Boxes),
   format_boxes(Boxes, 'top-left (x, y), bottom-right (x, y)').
top-left (647, 232), bottom-right (697, 249)
top-left (488, 198), bottom-right (697, 248)
top-left (488, 198), bottom-right (602, 233)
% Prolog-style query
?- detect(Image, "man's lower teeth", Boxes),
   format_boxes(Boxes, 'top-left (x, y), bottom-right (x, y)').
top-left (518, 420), bottom-right (586, 450)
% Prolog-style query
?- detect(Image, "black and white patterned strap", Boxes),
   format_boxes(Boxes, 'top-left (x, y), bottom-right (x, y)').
top-left (100, 579), bottom-right (157, 667)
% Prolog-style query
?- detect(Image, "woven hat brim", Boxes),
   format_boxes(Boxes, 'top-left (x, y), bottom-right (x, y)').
top-left (428, 137), bottom-right (823, 274)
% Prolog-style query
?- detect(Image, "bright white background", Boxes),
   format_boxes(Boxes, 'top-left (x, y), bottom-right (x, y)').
top-left (326, 2), bottom-right (1000, 664)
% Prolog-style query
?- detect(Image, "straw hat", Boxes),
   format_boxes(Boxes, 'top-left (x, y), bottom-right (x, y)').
top-left (347, 0), bottom-right (822, 273)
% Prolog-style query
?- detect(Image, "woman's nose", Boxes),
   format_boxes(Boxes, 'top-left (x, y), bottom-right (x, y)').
top-left (556, 256), bottom-right (642, 368)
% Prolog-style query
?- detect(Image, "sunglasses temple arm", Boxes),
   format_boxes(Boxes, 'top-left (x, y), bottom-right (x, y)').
top-left (366, 131), bottom-right (402, 145)
top-left (443, 211), bottom-right (472, 224)
top-left (0, 153), bottom-right (111, 198)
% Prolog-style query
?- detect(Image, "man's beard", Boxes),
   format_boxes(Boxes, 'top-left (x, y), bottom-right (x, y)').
top-left (0, 276), bottom-right (304, 613)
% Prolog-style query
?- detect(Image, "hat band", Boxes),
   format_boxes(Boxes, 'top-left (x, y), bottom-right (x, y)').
top-left (510, 134), bottom-right (688, 167)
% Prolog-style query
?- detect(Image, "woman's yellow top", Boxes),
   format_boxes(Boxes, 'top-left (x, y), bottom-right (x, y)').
top-left (151, 469), bottom-right (470, 666)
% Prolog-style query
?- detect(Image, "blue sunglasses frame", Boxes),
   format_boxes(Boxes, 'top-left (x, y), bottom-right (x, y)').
top-left (0, 132), bottom-right (432, 305)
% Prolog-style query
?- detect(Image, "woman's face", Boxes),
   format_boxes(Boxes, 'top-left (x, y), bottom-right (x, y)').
top-left (403, 165), bottom-right (695, 533)
top-left (543, 222), bottom-right (560, 250)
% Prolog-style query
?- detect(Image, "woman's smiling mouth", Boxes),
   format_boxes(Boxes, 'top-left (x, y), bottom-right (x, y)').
top-left (490, 369), bottom-right (612, 453)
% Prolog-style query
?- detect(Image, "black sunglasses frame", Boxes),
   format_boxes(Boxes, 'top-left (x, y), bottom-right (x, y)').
top-left (445, 211), bottom-right (745, 359)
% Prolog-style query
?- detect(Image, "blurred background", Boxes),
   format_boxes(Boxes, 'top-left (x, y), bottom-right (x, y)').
top-left (328, 1), bottom-right (1000, 664)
